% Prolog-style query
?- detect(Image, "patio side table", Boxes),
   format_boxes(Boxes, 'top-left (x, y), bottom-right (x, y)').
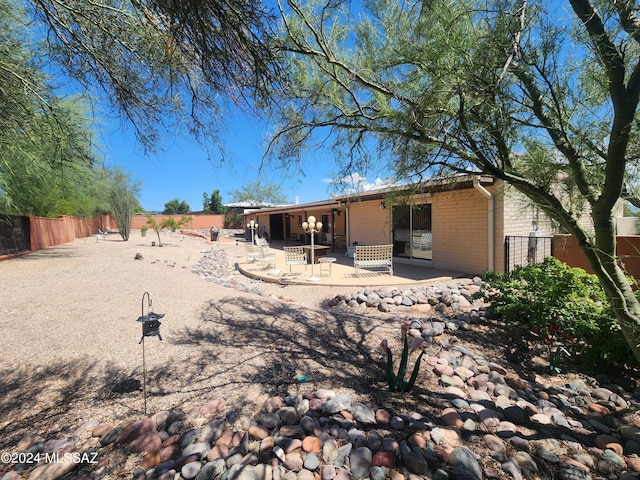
top-left (319, 256), bottom-right (337, 277)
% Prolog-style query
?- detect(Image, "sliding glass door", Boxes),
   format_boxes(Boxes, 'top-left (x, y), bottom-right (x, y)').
top-left (392, 203), bottom-right (432, 260)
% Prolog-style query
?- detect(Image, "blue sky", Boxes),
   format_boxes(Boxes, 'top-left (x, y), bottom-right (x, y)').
top-left (99, 107), bottom-right (391, 212)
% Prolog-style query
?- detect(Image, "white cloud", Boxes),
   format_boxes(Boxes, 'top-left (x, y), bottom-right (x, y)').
top-left (324, 173), bottom-right (396, 193)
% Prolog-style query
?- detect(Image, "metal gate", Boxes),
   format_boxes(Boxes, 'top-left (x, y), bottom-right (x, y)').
top-left (0, 215), bottom-right (30, 256)
top-left (504, 235), bottom-right (554, 273)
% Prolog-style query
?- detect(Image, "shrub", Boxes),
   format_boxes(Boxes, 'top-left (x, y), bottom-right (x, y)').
top-left (145, 214), bottom-right (192, 246)
top-left (476, 257), bottom-right (633, 367)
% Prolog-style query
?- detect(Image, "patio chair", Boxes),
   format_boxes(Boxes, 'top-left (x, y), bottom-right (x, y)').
top-left (244, 243), bottom-right (258, 262)
top-left (255, 238), bottom-right (276, 268)
top-left (413, 233), bottom-right (432, 251)
top-left (284, 246), bottom-right (307, 274)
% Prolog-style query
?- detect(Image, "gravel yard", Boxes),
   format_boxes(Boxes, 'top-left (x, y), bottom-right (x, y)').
top-left (3, 231), bottom-right (638, 480)
top-left (0, 232), bottom-right (393, 451)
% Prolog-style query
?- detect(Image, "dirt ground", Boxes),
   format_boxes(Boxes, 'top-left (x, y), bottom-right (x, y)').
top-left (0, 232), bottom-right (407, 452)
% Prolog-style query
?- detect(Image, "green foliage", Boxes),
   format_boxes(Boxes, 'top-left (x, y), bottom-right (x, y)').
top-left (163, 198), bottom-right (190, 214)
top-left (225, 212), bottom-right (243, 228)
top-left (0, 0), bottom-right (123, 218)
top-left (145, 214), bottom-right (191, 246)
top-left (548, 346), bottom-right (571, 375)
top-left (476, 257), bottom-right (633, 367)
top-left (228, 181), bottom-right (289, 206)
top-left (26, 0), bottom-right (276, 151)
top-left (108, 167), bottom-right (141, 241)
top-left (202, 190), bottom-right (227, 213)
top-left (380, 333), bottom-right (425, 393)
top-left (271, 0), bottom-right (640, 361)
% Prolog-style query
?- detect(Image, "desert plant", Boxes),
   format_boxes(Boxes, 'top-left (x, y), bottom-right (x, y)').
top-left (380, 332), bottom-right (425, 393)
top-left (476, 257), bottom-right (634, 367)
top-left (225, 212), bottom-right (243, 228)
top-left (145, 215), bottom-right (191, 246)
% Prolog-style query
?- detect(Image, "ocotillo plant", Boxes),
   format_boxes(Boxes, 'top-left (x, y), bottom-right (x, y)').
top-left (380, 333), bottom-right (425, 393)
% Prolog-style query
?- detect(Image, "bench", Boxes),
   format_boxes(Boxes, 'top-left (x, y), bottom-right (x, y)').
top-left (353, 244), bottom-right (393, 276)
top-left (413, 232), bottom-right (432, 251)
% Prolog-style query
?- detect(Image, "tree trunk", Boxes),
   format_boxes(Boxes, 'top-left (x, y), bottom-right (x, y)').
top-left (579, 208), bottom-right (640, 363)
top-left (596, 254), bottom-right (640, 364)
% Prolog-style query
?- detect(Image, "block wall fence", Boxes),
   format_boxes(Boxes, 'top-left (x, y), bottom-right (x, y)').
top-left (2, 213), bottom-right (224, 261)
top-left (129, 214), bottom-right (224, 230)
top-left (29, 215), bottom-right (115, 252)
top-left (554, 234), bottom-right (640, 280)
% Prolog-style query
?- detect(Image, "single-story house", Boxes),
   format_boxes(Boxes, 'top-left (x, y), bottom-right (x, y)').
top-left (242, 175), bottom-right (613, 276)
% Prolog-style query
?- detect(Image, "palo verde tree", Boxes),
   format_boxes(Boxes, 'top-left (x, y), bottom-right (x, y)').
top-left (269, 0), bottom-right (640, 362)
top-left (0, 0), bottom-right (104, 217)
top-left (22, 0), bottom-right (279, 152)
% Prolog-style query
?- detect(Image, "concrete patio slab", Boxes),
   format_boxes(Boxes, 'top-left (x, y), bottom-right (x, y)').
top-left (234, 240), bottom-right (472, 287)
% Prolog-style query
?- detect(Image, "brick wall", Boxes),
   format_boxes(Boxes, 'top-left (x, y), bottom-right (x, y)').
top-left (345, 187), bottom-right (498, 275)
top-left (29, 215), bottom-right (113, 252)
top-left (502, 185), bottom-right (556, 237)
top-left (1, 213), bottom-right (224, 262)
top-left (617, 217), bottom-right (640, 235)
top-left (431, 187), bottom-right (493, 275)
top-left (348, 201), bottom-right (392, 246)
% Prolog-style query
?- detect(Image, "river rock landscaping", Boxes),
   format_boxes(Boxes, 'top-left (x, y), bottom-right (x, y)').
top-left (4, 306), bottom-right (640, 480)
top-left (2, 238), bottom-right (640, 480)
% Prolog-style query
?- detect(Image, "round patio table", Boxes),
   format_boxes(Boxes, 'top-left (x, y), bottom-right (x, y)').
top-left (319, 256), bottom-right (337, 277)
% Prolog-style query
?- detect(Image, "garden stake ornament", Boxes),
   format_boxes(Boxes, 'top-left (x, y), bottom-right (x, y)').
top-left (136, 291), bottom-right (165, 414)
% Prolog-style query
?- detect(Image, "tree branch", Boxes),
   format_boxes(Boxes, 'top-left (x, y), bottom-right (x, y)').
top-left (495, 0), bottom-right (526, 90)
top-left (514, 65), bottom-right (598, 204)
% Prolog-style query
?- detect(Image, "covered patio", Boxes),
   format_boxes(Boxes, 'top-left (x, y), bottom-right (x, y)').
top-left (234, 240), bottom-right (470, 287)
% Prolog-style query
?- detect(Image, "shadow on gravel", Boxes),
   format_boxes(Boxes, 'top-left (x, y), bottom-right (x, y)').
top-left (0, 361), bottom-right (143, 451)
top-left (171, 295), bottom-right (387, 393)
top-left (0, 290), bottom-right (610, 479)
top-left (167, 295), bottom-right (462, 420)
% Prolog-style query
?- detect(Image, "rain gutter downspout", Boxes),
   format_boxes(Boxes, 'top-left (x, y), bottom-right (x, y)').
top-left (473, 177), bottom-right (495, 272)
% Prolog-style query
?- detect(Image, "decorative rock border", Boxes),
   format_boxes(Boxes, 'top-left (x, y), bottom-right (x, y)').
top-left (328, 279), bottom-right (484, 314)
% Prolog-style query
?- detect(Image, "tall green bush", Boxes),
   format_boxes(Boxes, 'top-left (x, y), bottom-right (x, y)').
top-left (476, 257), bottom-right (634, 367)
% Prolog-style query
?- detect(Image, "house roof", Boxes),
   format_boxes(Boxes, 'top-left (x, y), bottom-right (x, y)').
top-left (240, 175), bottom-right (494, 217)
